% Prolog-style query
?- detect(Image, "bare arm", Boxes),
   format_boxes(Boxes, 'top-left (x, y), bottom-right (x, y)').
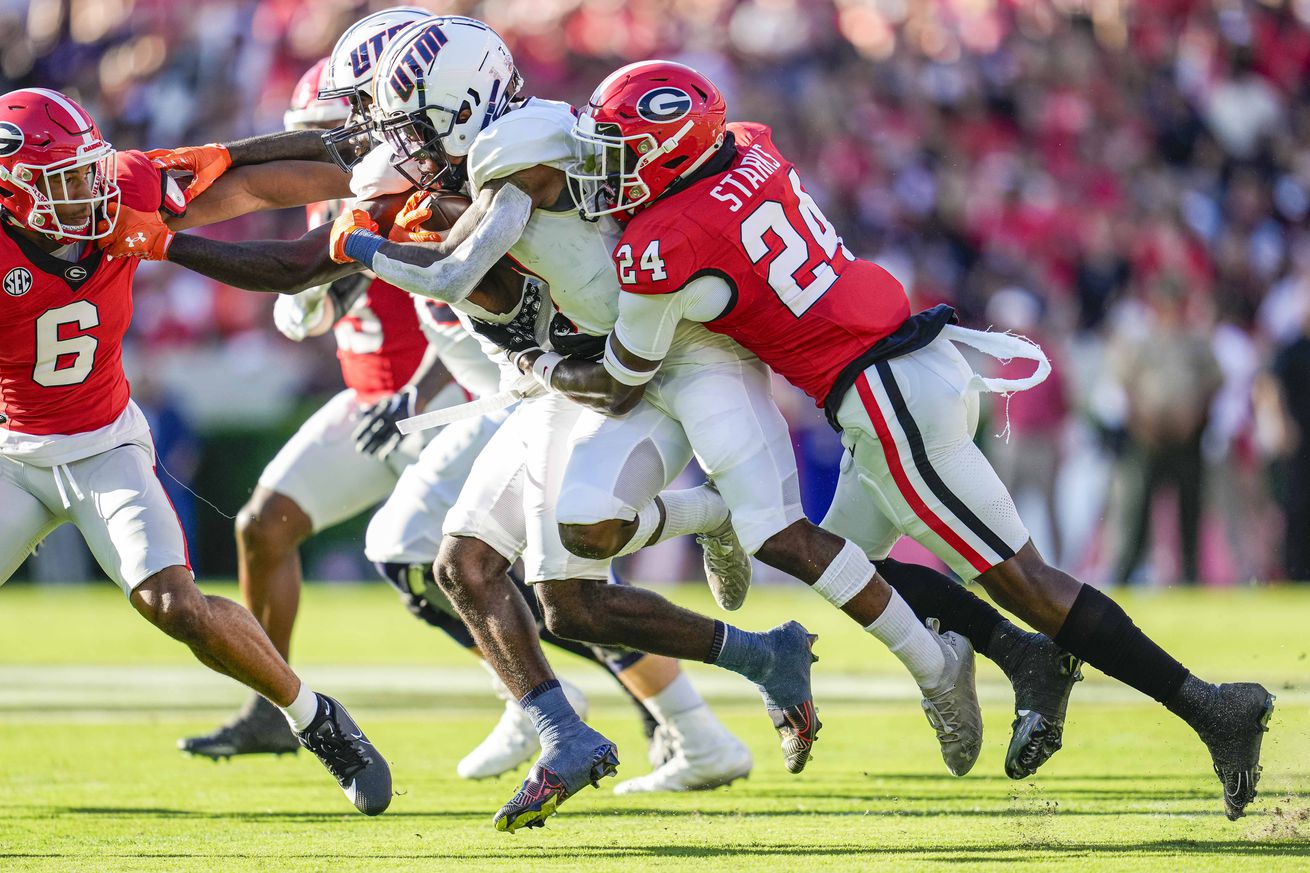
top-left (515, 340), bottom-right (650, 415)
top-left (167, 223), bottom-right (362, 293)
top-left (224, 129), bottom-right (333, 165)
top-left (167, 162), bottom-right (353, 231)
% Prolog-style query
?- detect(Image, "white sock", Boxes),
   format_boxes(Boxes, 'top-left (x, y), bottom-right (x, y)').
top-left (280, 682), bottom-right (320, 732)
top-left (864, 591), bottom-right (946, 690)
top-left (661, 485), bottom-right (729, 540)
top-left (613, 486), bottom-right (728, 558)
top-left (811, 539), bottom-right (873, 607)
top-left (641, 672), bottom-right (705, 724)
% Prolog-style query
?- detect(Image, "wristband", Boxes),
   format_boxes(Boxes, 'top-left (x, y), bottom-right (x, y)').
top-left (342, 229), bottom-right (386, 267)
top-left (530, 352), bottom-right (563, 391)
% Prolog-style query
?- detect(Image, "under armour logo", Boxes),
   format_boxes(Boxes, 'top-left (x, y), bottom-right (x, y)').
top-left (125, 231), bottom-right (147, 248)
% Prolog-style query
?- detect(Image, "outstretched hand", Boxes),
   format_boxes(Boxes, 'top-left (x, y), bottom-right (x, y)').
top-left (145, 143), bottom-right (233, 203)
top-left (96, 202), bottom-right (175, 260)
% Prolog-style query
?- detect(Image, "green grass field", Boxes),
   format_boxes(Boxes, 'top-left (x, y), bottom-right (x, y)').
top-left (1, 581), bottom-right (1308, 872)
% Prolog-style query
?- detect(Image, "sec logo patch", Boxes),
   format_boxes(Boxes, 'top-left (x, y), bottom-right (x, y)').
top-left (636, 87), bottom-right (692, 124)
top-left (3, 266), bottom-right (32, 297)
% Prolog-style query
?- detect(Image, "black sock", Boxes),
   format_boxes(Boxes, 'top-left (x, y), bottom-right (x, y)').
top-left (987, 622), bottom-right (1042, 681)
top-left (877, 558), bottom-right (1006, 654)
top-left (1054, 584), bottom-right (1189, 704)
top-left (1163, 674), bottom-right (1218, 731)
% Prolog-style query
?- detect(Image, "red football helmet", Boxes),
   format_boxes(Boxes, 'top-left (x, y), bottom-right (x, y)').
top-left (568, 61), bottom-right (726, 220)
top-left (284, 58), bottom-right (351, 131)
top-left (0, 88), bottom-right (119, 243)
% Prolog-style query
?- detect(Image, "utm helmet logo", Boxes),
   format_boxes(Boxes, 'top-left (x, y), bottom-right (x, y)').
top-left (0, 121), bottom-right (24, 157)
top-left (636, 87), bottom-right (692, 124)
top-left (3, 267), bottom-right (33, 297)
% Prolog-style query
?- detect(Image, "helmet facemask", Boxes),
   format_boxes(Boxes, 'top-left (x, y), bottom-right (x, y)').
top-left (567, 112), bottom-right (695, 221)
top-left (1, 142), bottom-right (120, 242)
top-left (379, 102), bottom-right (468, 191)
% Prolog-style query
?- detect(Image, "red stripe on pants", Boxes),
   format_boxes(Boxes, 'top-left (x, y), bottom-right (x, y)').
top-left (854, 372), bottom-right (992, 574)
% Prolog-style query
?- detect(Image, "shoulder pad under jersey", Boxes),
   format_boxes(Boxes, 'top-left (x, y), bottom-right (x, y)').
top-left (467, 99), bottom-right (576, 194)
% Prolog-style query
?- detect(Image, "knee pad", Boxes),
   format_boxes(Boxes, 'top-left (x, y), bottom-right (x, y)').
top-left (373, 561), bottom-right (475, 648)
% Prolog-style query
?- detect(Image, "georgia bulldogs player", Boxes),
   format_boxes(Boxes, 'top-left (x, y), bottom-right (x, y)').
top-left (175, 44), bottom-right (456, 762)
top-left (0, 87), bottom-right (392, 815)
top-left (555, 61), bottom-right (1274, 820)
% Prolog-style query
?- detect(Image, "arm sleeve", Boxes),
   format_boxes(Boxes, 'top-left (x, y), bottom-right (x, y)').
top-left (605, 274), bottom-right (734, 385)
top-left (368, 183), bottom-right (533, 305)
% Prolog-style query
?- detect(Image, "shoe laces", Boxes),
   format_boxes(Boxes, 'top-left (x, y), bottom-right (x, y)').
top-left (922, 692), bottom-right (962, 743)
top-left (301, 721), bottom-right (368, 783)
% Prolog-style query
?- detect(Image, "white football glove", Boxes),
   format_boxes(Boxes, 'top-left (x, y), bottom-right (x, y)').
top-left (273, 285), bottom-right (330, 342)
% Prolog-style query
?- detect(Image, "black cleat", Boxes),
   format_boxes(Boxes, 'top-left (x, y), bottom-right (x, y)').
top-left (179, 694), bottom-right (300, 760)
top-left (1004, 641), bottom-right (1083, 780)
top-left (494, 740), bottom-right (619, 833)
top-left (296, 694), bottom-right (392, 816)
top-left (1193, 682), bottom-right (1275, 821)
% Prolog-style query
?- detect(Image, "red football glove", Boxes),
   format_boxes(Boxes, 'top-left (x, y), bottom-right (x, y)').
top-left (97, 202), bottom-right (174, 260)
top-left (145, 143), bottom-right (233, 202)
top-left (329, 207), bottom-right (381, 264)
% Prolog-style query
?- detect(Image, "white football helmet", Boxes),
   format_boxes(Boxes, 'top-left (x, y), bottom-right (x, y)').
top-left (319, 6), bottom-right (432, 170)
top-left (373, 16), bottom-right (521, 190)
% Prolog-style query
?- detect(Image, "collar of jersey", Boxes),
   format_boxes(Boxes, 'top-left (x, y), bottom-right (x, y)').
top-left (1, 214), bottom-right (103, 293)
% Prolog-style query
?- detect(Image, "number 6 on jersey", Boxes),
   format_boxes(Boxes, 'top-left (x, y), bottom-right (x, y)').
top-left (33, 300), bottom-right (100, 387)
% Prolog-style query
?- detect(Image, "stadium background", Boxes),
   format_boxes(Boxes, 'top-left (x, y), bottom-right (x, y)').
top-left (6, 0), bottom-right (1310, 589)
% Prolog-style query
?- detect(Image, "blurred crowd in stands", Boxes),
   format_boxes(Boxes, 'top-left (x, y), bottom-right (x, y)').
top-left (6, 0), bottom-right (1310, 585)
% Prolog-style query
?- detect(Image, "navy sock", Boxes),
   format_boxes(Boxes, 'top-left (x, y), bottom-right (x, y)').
top-left (709, 623), bottom-right (786, 707)
top-left (519, 680), bottom-right (585, 750)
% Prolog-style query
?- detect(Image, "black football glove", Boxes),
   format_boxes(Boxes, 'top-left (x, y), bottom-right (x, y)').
top-left (467, 280), bottom-right (544, 354)
top-left (352, 385), bottom-right (417, 460)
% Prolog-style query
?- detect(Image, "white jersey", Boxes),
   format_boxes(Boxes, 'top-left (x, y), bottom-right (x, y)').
top-left (467, 99), bottom-right (751, 368)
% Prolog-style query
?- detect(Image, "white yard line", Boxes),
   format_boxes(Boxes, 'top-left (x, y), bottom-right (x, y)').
top-left (5, 664), bottom-right (1300, 718)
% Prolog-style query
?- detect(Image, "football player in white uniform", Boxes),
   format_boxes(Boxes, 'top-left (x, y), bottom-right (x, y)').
top-left (103, 14), bottom-right (754, 795)
top-left (326, 18), bottom-right (988, 831)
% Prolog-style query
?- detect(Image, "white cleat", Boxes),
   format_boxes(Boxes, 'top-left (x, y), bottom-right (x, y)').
top-left (457, 676), bottom-right (589, 780)
top-left (615, 734), bottom-right (752, 794)
top-left (696, 483), bottom-right (752, 611)
top-left (615, 706), bottom-right (753, 794)
top-left (919, 619), bottom-right (983, 777)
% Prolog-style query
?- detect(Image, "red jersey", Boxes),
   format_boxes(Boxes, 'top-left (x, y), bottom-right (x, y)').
top-left (618, 123), bottom-right (910, 404)
top-left (302, 200), bottom-right (427, 404)
top-left (333, 278), bottom-right (428, 404)
top-left (0, 150), bottom-right (184, 436)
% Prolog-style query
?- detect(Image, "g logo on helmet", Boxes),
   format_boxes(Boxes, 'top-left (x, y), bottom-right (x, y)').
top-left (4, 267), bottom-right (32, 297)
top-left (0, 121), bottom-right (24, 157)
top-left (636, 87), bottom-right (692, 124)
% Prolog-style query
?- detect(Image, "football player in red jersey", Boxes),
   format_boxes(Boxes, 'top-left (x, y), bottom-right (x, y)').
top-left (538, 61), bottom-right (1273, 819)
top-left (0, 87), bottom-right (394, 815)
top-left (175, 50), bottom-right (455, 762)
